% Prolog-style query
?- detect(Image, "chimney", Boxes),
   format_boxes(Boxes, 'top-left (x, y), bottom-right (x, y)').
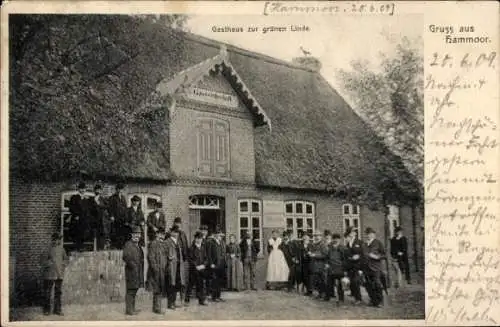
top-left (292, 56), bottom-right (322, 72)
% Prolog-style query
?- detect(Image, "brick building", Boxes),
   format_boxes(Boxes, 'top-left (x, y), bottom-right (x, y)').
top-left (9, 15), bottom-right (423, 306)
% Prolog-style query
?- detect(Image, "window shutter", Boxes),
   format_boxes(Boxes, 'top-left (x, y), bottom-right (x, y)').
top-left (214, 120), bottom-right (229, 178)
top-left (198, 120), bottom-right (214, 177)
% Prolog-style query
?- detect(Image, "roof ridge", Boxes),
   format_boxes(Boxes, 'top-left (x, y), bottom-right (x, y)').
top-left (179, 30), bottom-right (319, 74)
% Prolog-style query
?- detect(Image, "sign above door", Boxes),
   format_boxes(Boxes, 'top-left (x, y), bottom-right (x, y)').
top-left (186, 87), bottom-right (239, 108)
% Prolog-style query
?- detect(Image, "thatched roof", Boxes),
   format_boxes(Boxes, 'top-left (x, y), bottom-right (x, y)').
top-left (9, 15), bottom-right (421, 204)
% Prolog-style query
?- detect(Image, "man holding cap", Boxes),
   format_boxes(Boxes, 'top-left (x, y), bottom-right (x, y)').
top-left (122, 226), bottom-right (144, 315)
top-left (363, 227), bottom-right (386, 308)
top-left (41, 232), bottom-right (68, 315)
top-left (344, 226), bottom-right (364, 304)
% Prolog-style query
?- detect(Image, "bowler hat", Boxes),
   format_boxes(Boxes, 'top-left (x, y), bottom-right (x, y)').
top-left (324, 229), bottom-right (332, 237)
top-left (131, 195), bottom-right (141, 202)
top-left (394, 226), bottom-right (403, 233)
top-left (194, 231), bottom-right (203, 239)
top-left (131, 226), bottom-right (142, 234)
top-left (365, 227), bottom-right (376, 234)
top-left (51, 232), bottom-right (63, 240)
top-left (174, 217), bottom-right (182, 223)
top-left (77, 182), bottom-right (86, 189)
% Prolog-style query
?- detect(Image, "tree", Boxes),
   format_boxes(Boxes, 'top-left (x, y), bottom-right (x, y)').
top-left (336, 36), bottom-right (424, 188)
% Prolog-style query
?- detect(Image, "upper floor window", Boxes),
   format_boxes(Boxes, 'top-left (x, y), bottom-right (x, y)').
top-left (285, 201), bottom-right (315, 239)
top-left (238, 199), bottom-right (262, 254)
top-left (342, 203), bottom-right (360, 239)
top-left (197, 118), bottom-right (230, 179)
top-left (387, 205), bottom-right (400, 239)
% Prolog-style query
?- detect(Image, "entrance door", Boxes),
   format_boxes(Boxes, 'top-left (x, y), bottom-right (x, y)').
top-left (188, 195), bottom-right (225, 240)
top-left (200, 209), bottom-right (225, 235)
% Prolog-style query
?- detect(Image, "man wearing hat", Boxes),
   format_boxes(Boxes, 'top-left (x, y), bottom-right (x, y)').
top-left (126, 195), bottom-right (145, 246)
top-left (390, 226), bottom-right (411, 286)
top-left (325, 233), bottom-right (346, 303)
top-left (363, 227), bottom-right (386, 308)
top-left (122, 226), bottom-right (144, 315)
top-left (280, 230), bottom-right (299, 292)
top-left (147, 227), bottom-right (167, 314)
top-left (41, 232), bottom-right (68, 315)
top-left (239, 231), bottom-right (260, 291)
top-left (172, 217), bottom-right (189, 301)
top-left (165, 226), bottom-right (186, 309)
top-left (344, 226), bottom-right (364, 304)
top-left (185, 231), bottom-right (208, 306)
top-left (108, 183), bottom-right (128, 248)
top-left (205, 229), bottom-right (226, 301)
top-left (88, 183), bottom-right (111, 250)
top-left (308, 230), bottom-right (329, 299)
top-left (146, 201), bottom-right (166, 244)
top-left (69, 182), bottom-right (90, 251)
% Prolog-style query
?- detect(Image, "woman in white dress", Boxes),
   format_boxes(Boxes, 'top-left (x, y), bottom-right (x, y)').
top-left (266, 230), bottom-right (290, 290)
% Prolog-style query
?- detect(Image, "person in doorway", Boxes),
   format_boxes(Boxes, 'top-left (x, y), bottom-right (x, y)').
top-left (165, 226), bottom-right (186, 309)
top-left (308, 230), bottom-right (328, 299)
top-left (108, 183), bottom-right (128, 249)
top-left (325, 233), bottom-right (346, 304)
top-left (266, 230), bottom-right (290, 290)
top-left (206, 229), bottom-right (226, 301)
top-left (363, 227), bottom-right (386, 308)
top-left (40, 232), bottom-right (68, 315)
top-left (69, 182), bottom-right (90, 251)
top-left (147, 227), bottom-right (167, 314)
top-left (390, 226), bottom-right (411, 286)
top-left (122, 226), bottom-right (145, 315)
top-left (240, 231), bottom-right (260, 291)
top-left (146, 202), bottom-right (166, 244)
top-left (344, 227), bottom-right (364, 304)
top-left (279, 231), bottom-right (299, 292)
top-left (226, 234), bottom-right (244, 291)
top-left (88, 184), bottom-right (111, 250)
top-left (185, 231), bottom-right (208, 306)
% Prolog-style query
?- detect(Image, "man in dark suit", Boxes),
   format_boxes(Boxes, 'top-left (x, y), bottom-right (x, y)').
top-left (363, 227), bottom-right (386, 308)
top-left (108, 183), bottom-right (128, 249)
top-left (185, 231), bottom-right (208, 306)
top-left (325, 233), bottom-right (346, 303)
top-left (279, 231), bottom-right (298, 292)
top-left (122, 226), bottom-right (144, 315)
top-left (206, 229), bottom-right (226, 301)
top-left (390, 226), bottom-right (411, 285)
top-left (172, 217), bottom-right (189, 302)
top-left (88, 184), bottom-right (111, 250)
top-left (240, 231), bottom-right (260, 291)
top-left (126, 195), bottom-right (145, 246)
top-left (69, 182), bottom-right (90, 251)
top-left (165, 226), bottom-right (186, 309)
top-left (146, 202), bottom-right (166, 244)
top-left (298, 232), bottom-right (312, 295)
top-left (344, 227), bottom-right (364, 304)
top-left (308, 230), bottom-right (329, 299)
top-left (41, 232), bottom-right (68, 315)
top-left (147, 227), bottom-right (167, 314)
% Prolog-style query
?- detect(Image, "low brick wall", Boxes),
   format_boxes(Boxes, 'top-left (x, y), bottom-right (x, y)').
top-left (62, 251), bottom-right (150, 305)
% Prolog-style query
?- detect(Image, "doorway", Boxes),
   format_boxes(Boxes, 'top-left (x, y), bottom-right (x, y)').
top-left (200, 209), bottom-right (225, 235)
top-left (187, 195), bottom-right (225, 242)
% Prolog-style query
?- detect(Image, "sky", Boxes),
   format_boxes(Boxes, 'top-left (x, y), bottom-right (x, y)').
top-left (187, 14), bottom-right (422, 102)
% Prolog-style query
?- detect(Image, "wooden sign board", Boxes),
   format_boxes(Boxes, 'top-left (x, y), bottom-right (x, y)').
top-left (187, 87), bottom-right (239, 108)
top-left (263, 200), bottom-right (285, 228)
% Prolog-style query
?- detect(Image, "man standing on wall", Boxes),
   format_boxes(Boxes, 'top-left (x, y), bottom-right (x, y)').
top-left (40, 232), bottom-right (68, 315)
top-left (122, 226), bottom-right (144, 315)
top-left (344, 227), bottom-right (364, 305)
top-left (88, 184), bottom-right (110, 250)
top-left (69, 182), bottom-right (90, 251)
top-left (108, 183), bottom-right (128, 249)
top-left (127, 195), bottom-right (145, 246)
top-left (240, 231), bottom-right (260, 291)
top-left (363, 227), bottom-right (386, 308)
top-left (390, 226), bottom-right (411, 286)
top-left (146, 202), bottom-right (166, 244)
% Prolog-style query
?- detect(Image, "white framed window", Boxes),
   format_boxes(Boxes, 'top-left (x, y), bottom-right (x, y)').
top-left (197, 118), bottom-right (230, 179)
top-left (342, 203), bottom-right (361, 238)
top-left (61, 190), bottom-right (94, 246)
top-left (285, 201), bottom-right (315, 239)
top-left (387, 205), bottom-right (400, 239)
top-left (238, 199), bottom-right (262, 254)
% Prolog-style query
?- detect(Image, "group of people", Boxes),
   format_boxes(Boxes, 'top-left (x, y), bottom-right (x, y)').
top-left (263, 226), bottom-right (411, 308)
top-left (68, 182), bottom-right (154, 251)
